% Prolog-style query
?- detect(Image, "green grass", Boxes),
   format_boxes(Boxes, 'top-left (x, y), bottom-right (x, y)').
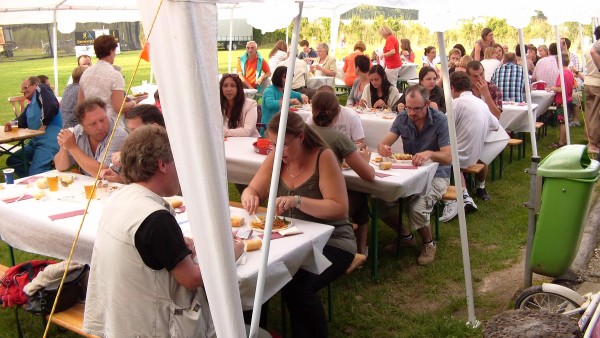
top-left (0, 49), bottom-right (595, 337)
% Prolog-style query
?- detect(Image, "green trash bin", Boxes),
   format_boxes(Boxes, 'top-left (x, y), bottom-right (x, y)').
top-left (530, 145), bottom-right (600, 277)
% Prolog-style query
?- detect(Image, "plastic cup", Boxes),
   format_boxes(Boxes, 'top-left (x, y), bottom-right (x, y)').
top-left (10, 120), bottom-right (18, 133)
top-left (84, 184), bottom-right (96, 200)
top-left (257, 138), bottom-right (270, 148)
top-left (46, 175), bottom-right (59, 192)
top-left (3, 168), bottom-right (14, 184)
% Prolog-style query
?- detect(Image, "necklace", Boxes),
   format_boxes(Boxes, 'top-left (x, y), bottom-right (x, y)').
top-left (287, 165), bottom-right (304, 178)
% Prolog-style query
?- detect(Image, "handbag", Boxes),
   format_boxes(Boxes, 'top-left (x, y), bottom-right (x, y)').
top-left (25, 264), bottom-right (89, 316)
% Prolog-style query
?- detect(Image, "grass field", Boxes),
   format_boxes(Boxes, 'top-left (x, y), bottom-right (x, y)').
top-left (0, 48), bottom-right (595, 337)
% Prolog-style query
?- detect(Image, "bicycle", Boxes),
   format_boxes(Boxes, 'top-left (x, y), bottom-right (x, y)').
top-left (516, 282), bottom-right (600, 335)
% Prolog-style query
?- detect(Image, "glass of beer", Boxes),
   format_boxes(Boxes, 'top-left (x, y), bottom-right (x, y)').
top-left (46, 175), bottom-right (59, 192)
top-left (10, 120), bottom-right (18, 133)
top-left (84, 183), bottom-right (96, 200)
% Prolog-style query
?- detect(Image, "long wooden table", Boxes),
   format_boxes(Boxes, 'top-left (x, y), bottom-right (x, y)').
top-left (0, 128), bottom-right (45, 173)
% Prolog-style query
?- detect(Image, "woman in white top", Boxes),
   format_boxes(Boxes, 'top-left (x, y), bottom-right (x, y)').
top-left (481, 47), bottom-right (502, 82)
top-left (422, 46), bottom-right (438, 74)
top-left (358, 64), bottom-right (400, 109)
top-left (220, 74), bottom-right (259, 137)
top-left (268, 40), bottom-right (288, 71)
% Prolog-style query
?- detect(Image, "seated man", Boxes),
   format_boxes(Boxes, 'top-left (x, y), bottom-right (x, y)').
top-left (83, 125), bottom-right (244, 337)
top-left (7, 77), bottom-right (62, 177)
top-left (237, 41), bottom-right (271, 91)
top-left (440, 72), bottom-right (495, 222)
top-left (54, 97), bottom-right (127, 176)
top-left (491, 52), bottom-right (525, 103)
top-left (377, 85), bottom-right (452, 265)
top-left (100, 104), bottom-right (166, 182)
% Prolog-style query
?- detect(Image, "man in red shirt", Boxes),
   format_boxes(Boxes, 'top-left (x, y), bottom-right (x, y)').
top-left (237, 41), bottom-right (271, 91)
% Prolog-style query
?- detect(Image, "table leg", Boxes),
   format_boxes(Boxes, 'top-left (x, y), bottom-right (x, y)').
top-left (370, 196), bottom-right (379, 281)
top-left (8, 244), bottom-right (16, 266)
top-left (20, 140), bottom-right (27, 175)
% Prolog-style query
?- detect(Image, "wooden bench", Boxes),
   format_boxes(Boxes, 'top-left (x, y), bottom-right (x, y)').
top-left (507, 138), bottom-right (524, 163)
top-left (48, 302), bottom-right (99, 338)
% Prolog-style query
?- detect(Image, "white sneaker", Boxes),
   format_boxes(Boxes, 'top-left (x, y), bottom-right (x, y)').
top-left (463, 195), bottom-right (478, 213)
top-left (439, 201), bottom-right (458, 222)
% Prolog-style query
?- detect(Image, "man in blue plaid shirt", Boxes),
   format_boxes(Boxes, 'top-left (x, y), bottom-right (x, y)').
top-left (491, 52), bottom-right (525, 103)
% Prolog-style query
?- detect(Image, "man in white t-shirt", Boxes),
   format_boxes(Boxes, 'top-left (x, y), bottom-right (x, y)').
top-left (280, 57), bottom-right (317, 99)
top-left (305, 86), bottom-right (366, 146)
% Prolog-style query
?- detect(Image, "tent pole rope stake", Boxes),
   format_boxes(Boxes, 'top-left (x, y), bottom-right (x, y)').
top-left (436, 31), bottom-right (479, 328)
top-left (42, 1), bottom-right (166, 337)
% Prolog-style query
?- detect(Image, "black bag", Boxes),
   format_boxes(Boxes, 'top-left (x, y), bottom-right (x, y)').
top-left (25, 265), bottom-right (89, 316)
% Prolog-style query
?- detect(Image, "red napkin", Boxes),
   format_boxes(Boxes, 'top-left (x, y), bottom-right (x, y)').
top-left (48, 209), bottom-right (86, 221)
top-left (517, 102), bottom-right (527, 106)
top-left (392, 164), bottom-right (418, 169)
top-left (375, 172), bottom-right (392, 178)
top-left (18, 176), bottom-right (43, 185)
top-left (258, 233), bottom-right (285, 240)
top-left (2, 194), bottom-right (33, 203)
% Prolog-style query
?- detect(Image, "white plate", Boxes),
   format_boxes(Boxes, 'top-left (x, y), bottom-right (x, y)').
top-left (249, 217), bottom-right (292, 233)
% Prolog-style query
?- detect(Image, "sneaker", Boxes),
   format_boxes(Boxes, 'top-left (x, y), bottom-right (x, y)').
top-left (463, 195), bottom-right (478, 213)
top-left (417, 242), bottom-right (437, 265)
top-left (383, 235), bottom-right (417, 253)
top-left (475, 187), bottom-right (491, 201)
top-left (345, 253), bottom-right (367, 274)
top-left (439, 201), bottom-right (458, 222)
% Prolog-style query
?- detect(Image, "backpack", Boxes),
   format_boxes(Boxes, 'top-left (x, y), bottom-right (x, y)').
top-left (0, 260), bottom-right (56, 308)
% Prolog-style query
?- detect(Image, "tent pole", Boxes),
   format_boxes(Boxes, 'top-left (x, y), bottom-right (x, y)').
top-left (579, 23), bottom-right (586, 75)
top-left (555, 25), bottom-right (571, 145)
top-left (436, 31), bottom-right (478, 328)
top-left (249, 2), bottom-right (304, 337)
top-left (52, 7), bottom-right (60, 95)
top-left (519, 28), bottom-right (540, 288)
top-left (228, 7), bottom-right (233, 74)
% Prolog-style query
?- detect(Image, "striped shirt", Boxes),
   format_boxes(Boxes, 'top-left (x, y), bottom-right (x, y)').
top-left (491, 62), bottom-right (525, 102)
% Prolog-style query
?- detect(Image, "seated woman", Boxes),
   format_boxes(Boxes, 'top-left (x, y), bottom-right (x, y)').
top-left (268, 40), bottom-right (288, 71)
top-left (358, 64), bottom-right (400, 109)
top-left (220, 74), bottom-right (259, 137)
top-left (481, 47), bottom-right (502, 81)
top-left (422, 46), bottom-right (438, 74)
top-left (346, 55), bottom-right (371, 108)
top-left (261, 66), bottom-right (308, 126)
top-left (343, 40), bottom-right (366, 87)
top-left (396, 66), bottom-right (446, 112)
top-left (241, 112), bottom-right (356, 338)
top-left (400, 38), bottom-right (415, 63)
top-left (311, 90), bottom-right (374, 269)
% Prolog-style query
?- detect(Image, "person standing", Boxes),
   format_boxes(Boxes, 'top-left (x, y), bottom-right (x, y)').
top-left (471, 28), bottom-right (495, 61)
top-left (78, 35), bottom-right (138, 124)
top-left (378, 25), bottom-right (402, 88)
top-left (584, 27), bottom-right (600, 154)
top-left (61, 66), bottom-right (88, 128)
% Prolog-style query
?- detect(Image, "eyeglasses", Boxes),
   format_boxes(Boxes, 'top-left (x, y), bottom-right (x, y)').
top-left (21, 85), bottom-right (30, 91)
top-left (406, 105), bottom-right (427, 112)
top-left (222, 73), bottom-right (239, 79)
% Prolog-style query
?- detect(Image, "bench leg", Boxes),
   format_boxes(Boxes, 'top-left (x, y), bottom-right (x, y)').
top-left (370, 197), bottom-right (379, 281)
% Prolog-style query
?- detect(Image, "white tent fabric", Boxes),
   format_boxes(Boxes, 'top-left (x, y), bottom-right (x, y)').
top-left (136, 2), bottom-right (248, 338)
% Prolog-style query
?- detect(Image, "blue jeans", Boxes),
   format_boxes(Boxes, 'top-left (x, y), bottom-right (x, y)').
top-left (7, 138), bottom-right (57, 177)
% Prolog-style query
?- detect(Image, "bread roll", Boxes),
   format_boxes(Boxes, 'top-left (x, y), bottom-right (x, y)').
top-left (33, 190), bottom-right (45, 200)
top-left (374, 157), bottom-right (383, 163)
top-left (243, 238), bottom-right (262, 252)
top-left (230, 216), bottom-right (244, 227)
top-left (169, 199), bottom-right (183, 208)
top-left (379, 162), bottom-right (392, 170)
top-left (36, 178), bottom-right (48, 189)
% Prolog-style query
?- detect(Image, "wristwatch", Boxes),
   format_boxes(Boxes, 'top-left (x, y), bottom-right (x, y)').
top-left (295, 195), bottom-right (302, 208)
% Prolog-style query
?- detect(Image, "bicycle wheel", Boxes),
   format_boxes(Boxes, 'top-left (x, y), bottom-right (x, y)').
top-left (515, 285), bottom-right (581, 314)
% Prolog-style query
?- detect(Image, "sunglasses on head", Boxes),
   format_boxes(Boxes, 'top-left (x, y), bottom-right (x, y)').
top-left (222, 73), bottom-right (239, 79)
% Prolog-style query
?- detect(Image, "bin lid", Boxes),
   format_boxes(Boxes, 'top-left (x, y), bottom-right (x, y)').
top-left (538, 145), bottom-right (600, 178)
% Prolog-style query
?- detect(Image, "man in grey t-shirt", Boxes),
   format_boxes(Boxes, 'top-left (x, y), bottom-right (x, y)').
top-left (54, 97), bottom-right (127, 176)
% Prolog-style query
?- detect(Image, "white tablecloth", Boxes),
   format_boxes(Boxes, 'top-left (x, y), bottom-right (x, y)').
top-left (398, 63), bottom-right (418, 81)
top-left (296, 108), bottom-right (402, 153)
top-left (131, 83), bottom-right (159, 105)
top-left (530, 90), bottom-right (555, 115)
top-left (0, 172), bottom-right (333, 310)
top-left (224, 137), bottom-right (438, 203)
top-left (307, 76), bottom-right (335, 89)
top-left (499, 102), bottom-right (539, 132)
